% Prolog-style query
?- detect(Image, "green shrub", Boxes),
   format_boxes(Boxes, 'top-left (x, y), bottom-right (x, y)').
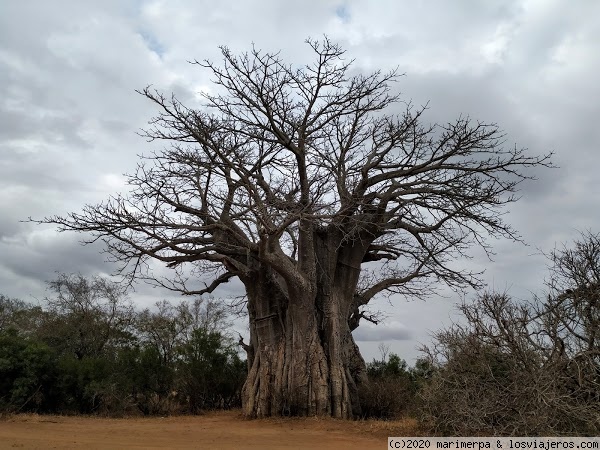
top-left (0, 329), bottom-right (56, 412)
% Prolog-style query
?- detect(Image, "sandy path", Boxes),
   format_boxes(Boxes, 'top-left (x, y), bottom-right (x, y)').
top-left (0, 410), bottom-right (418, 449)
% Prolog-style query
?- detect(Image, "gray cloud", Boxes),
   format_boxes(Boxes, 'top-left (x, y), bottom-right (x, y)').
top-left (1, 0), bottom-right (599, 362)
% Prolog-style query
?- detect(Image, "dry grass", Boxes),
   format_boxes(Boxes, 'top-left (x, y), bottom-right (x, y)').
top-left (0, 409), bottom-right (421, 449)
top-left (2, 409), bottom-right (422, 436)
top-left (247, 411), bottom-right (422, 438)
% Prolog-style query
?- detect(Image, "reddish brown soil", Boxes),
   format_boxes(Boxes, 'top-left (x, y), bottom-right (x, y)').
top-left (0, 409), bottom-right (419, 449)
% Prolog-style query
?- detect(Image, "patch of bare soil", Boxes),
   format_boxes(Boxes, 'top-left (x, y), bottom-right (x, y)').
top-left (0, 410), bottom-right (420, 449)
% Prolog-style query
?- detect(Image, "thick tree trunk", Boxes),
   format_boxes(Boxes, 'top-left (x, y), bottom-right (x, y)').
top-left (240, 246), bottom-right (368, 418)
top-left (319, 229), bottom-right (370, 418)
top-left (241, 267), bottom-right (330, 417)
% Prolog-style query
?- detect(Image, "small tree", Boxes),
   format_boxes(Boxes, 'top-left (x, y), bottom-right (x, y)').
top-left (132, 297), bottom-right (235, 414)
top-left (0, 295), bottom-right (26, 332)
top-left (136, 297), bottom-right (230, 364)
top-left (40, 273), bottom-right (134, 360)
top-left (39, 38), bottom-right (551, 417)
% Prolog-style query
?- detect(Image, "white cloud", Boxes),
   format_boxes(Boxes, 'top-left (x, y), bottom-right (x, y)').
top-left (353, 322), bottom-right (412, 342)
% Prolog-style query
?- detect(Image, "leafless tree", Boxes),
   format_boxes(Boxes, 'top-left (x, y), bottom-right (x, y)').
top-left (136, 297), bottom-right (231, 365)
top-left (38, 38), bottom-right (551, 418)
top-left (420, 232), bottom-right (600, 435)
top-left (43, 273), bottom-right (134, 360)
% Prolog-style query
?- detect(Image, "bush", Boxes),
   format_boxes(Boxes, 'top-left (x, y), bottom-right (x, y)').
top-left (418, 233), bottom-right (600, 436)
top-left (359, 350), bottom-right (420, 419)
top-left (177, 329), bottom-right (246, 413)
top-left (0, 329), bottom-right (56, 412)
top-left (359, 378), bottom-right (414, 419)
top-left (419, 292), bottom-right (599, 435)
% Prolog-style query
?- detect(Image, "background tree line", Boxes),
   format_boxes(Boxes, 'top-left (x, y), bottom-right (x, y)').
top-left (0, 274), bottom-right (246, 416)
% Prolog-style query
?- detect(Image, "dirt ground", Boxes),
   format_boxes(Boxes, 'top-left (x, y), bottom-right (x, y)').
top-left (0, 409), bottom-right (419, 449)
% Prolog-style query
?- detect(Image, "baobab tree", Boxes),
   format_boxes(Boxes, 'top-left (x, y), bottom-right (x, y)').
top-left (39, 38), bottom-right (551, 418)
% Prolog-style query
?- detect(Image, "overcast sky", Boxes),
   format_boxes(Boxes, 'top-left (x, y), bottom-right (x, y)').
top-left (1, 0), bottom-right (599, 363)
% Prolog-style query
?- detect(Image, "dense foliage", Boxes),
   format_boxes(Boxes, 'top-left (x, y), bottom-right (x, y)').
top-left (0, 275), bottom-right (246, 416)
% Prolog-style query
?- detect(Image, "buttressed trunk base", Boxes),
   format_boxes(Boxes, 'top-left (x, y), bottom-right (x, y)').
top-left (240, 265), bottom-right (367, 418)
